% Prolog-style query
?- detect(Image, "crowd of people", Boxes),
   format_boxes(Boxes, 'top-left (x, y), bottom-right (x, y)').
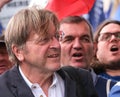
top-left (59, 16), bottom-right (117, 97)
top-left (0, 0), bottom-right (120, 97)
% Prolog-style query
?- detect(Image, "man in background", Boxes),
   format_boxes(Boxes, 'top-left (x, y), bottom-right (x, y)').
top-left (92, 20), bottom-right (120, 82)
top-left (0, 35), bottom-right (12, 74)
top-left (0, 7), bottom-right (98, 97)
top-left (59, 16), bottom-right (116, 97)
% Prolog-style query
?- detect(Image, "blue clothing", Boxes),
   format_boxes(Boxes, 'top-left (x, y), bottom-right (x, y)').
top-left (99, 72), bottom-right (120, 82)
top-left (109, 82), bottom-right (120, 97)
top-left (96, 76), bottom-right (116, 97)
top-left (90, 69), bottom-right (116, 97)
top-left (113, 5), bottom-right (120, 21)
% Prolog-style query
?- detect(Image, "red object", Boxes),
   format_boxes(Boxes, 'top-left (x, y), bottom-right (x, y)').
top-left (45, 0), bottom-right (95, 20)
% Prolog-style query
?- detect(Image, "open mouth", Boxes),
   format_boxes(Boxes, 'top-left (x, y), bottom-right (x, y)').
top-left (72, 53), bottom-right (83, 57)
top-left (47, 54), bottom-right (59, 58)
top-left (110, 45), bottom-right (119, 52)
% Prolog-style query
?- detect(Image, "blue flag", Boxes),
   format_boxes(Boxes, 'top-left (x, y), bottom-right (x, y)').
top-left (88, 0), bottom-right (106, 31)
top-left (113, 4), bottom-right (120, 21)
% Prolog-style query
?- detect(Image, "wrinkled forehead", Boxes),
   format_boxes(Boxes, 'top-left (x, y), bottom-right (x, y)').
top-left (60, 22), bottom-right (91, 37)
top-left (27, 21), bottom-right (57, 40)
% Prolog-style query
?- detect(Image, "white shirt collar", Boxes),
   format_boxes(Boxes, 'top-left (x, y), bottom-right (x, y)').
top-left (19, 66), bottom-right (64, 97)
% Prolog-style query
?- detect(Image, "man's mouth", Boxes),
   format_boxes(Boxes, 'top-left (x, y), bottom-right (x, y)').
top-left (110, 45), bottom-right (119, 52)
top-left (47, 54), bottom-right (59, 58)
top-left (72, 53), bottom-right (83, 57)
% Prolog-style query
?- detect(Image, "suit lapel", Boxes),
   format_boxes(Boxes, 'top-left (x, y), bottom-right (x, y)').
top-left (8, 66), bottom-right (83, 97)
top-left (8, 65), bottom-right (35, 97)
top-left (57, 69), bottom-right (77, 97)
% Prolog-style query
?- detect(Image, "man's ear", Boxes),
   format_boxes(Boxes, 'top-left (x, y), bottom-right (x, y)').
top-left (12, 44), bottom-right (24, 61)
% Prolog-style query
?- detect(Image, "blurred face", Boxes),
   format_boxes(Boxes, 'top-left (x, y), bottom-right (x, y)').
top-left (0, 45), bottom-right (12, 74)
top-left (60, 21), bottom-right (94, 69)
top-left (97, 23), bottom-right (120, 67)
top-left (14, 22), bottom-right (61, 73)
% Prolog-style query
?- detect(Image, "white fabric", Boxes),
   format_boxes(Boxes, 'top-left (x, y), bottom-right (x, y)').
top-left (19, 66), bottom-right (65, 97)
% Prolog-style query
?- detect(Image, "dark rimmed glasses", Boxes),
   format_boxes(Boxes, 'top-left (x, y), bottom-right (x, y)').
top-left (98, 32), bottom-right (120, 41)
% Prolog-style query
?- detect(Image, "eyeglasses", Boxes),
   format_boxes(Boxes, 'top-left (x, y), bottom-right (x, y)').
top-left (98, 32), bottom-right (120, 41)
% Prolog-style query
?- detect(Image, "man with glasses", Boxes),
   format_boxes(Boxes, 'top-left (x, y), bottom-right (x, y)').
top-left (0, 35), bottom-right (12, 74)
top-left (92, 20), bottom-right (120, 82)
top-left (0, 7), bottom-right (98, 97)
top-left (59, 16), bottom-right (116, 97)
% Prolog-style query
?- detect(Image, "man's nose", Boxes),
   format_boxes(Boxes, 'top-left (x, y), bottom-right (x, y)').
top-left (73, 39), bottom-right (82, 50)
top-left (109, 35), bottom-right (118, 42)
top-left (51, 37), bottom-right (61, 48)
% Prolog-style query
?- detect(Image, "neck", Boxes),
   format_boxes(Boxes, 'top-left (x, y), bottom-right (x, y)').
top-left (106, 69), bottom-right (120, 76)
top-left (20, 65), bottom-right (53, 96)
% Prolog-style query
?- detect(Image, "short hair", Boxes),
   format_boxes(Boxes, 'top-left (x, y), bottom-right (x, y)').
top-left (60, 16), bottom-right (93, 41)
top-left (94, 20), bottom-right (120, 43)
top-left (4, 6), bottom-right (59, 63)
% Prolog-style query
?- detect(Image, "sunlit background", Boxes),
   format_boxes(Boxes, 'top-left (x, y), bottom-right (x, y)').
top-left (0, 0), bottom-right (120, 34)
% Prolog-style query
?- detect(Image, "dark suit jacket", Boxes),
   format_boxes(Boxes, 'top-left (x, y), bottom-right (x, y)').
top-left (0, 65), bottom-right (98, 97)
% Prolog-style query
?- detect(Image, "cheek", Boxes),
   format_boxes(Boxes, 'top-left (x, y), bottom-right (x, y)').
top-left (61, 44), bottom-right (71, 52)
top-left (87, 47), bottom-right (94, 58)
top-left (97, 42), bottom-right (106, 50)
top-left (96, 47), bottom-right (105, 60)
top-left (61, 44), bottom-right (71, 57)
top-left (85, 44), bottom-right (94, 54)
top-left (3, 56), bottom-right (9, 61)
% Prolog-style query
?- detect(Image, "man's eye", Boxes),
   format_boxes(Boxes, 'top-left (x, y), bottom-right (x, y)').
top-left (55, 33), bottom-right (60, 40)
top-left (62, 37), bottom-right (73, 43)
top-left (36, 38), bottom-right (50, 44)
top-left (102, 34), bottom-right (110, 40)
top-left (81, 37), bottom-right (91, 43)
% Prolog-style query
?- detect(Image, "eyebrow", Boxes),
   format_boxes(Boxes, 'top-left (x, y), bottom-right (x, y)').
top-left (100, 31), bottom-right (120, 34)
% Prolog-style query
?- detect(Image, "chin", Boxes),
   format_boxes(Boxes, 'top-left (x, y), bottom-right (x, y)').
top-left (72, 63), bottom-right (88, 69)
top-left (53, 63), bottom-right (61, 70)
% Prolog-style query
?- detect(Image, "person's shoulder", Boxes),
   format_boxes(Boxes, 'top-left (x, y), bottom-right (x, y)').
top-left (60, 66), bottom-right (98, 97)
top-left (0, 69), bottom-right (11, 82)
top-left (61, 66), bottom-right (89, 73)
top-left (109, 82), bottom-right (120, 97)
top-left (60, 66), bottom-right (91, 80)
top-left (97, 76), bottom-right (116, 85)
top-left (95, 75), bottom-right (116, 97)
top-left (0, 65), bottom-right (17, 83)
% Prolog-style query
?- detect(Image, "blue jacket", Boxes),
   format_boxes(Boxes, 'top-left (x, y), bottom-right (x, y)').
top-left (109, 82), bottom-right (120, 97)
top-left (96, 76), bottom-right (116, 97)
top-left (90, 69), bottom-right (116, 97)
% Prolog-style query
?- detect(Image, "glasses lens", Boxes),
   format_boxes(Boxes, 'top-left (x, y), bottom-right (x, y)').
top-left (98, 33), bottom-right (111, 41)
top-left (98, 32), bottom-right (120, 41)
top-left (116, 33), bottom-right (120, 39)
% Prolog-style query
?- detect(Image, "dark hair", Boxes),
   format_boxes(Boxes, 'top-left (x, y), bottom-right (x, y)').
top-left (60, 16), bottom-right (93, 41)
top-left (94, 20), bottom-right (120, 43)
top-left (91, 20), bottom-right (120, 74)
